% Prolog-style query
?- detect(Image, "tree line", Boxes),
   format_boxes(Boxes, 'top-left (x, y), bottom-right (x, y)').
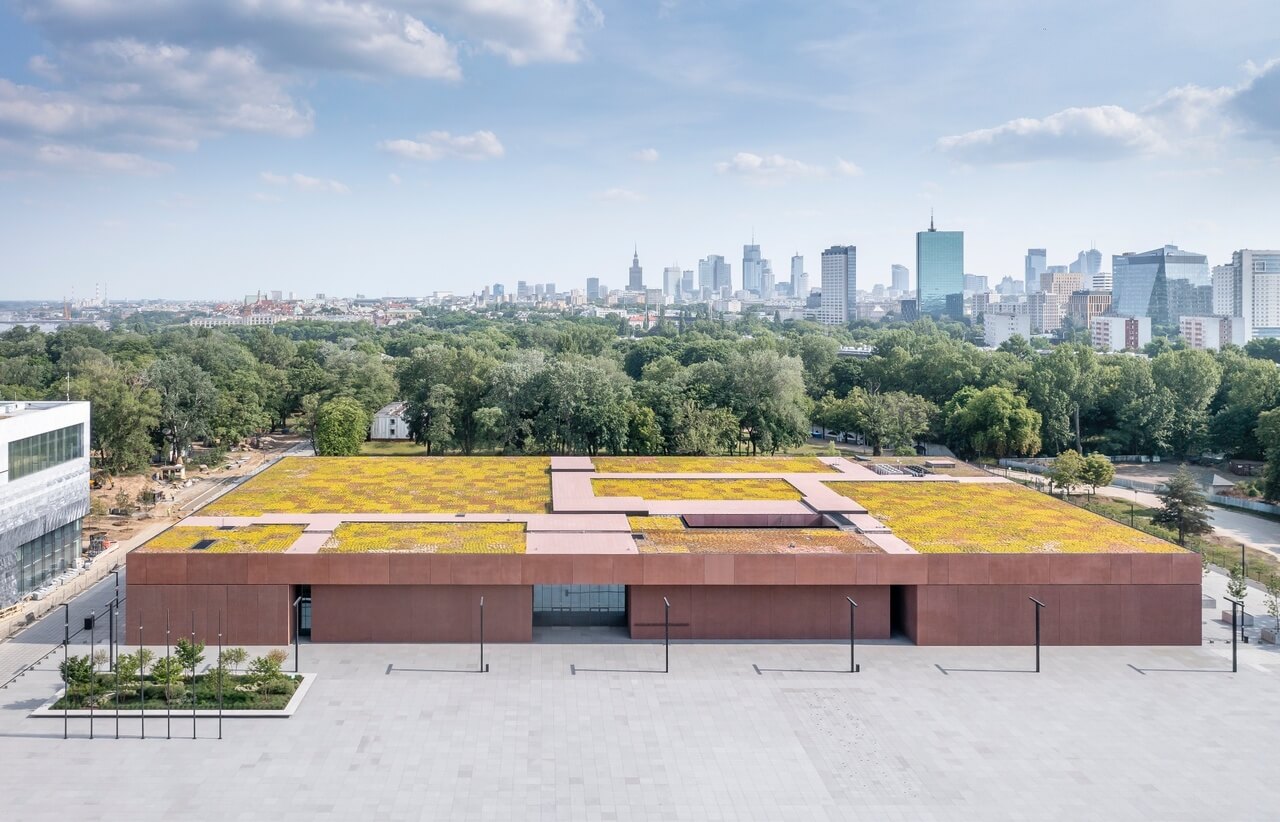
top-left (1, 312), bottom-right (1278, 498)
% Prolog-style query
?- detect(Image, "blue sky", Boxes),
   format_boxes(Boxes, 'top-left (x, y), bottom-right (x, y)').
top-left (1, 0), bottom-right (1279, 300)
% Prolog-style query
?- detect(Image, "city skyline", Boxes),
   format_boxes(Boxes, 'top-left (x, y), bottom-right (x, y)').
top-left (1, 3), bottom-right (1279, 299)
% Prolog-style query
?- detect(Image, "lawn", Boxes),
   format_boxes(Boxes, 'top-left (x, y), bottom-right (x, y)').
top-left (200, 457), bottom-right (552, 515)
top-left (628, 517), bottom-right (879, 554)
top-left (592, 456), bottom-right (836, 473)
top-left (592, 478), bottom-right (804, 501)
top-left (140, 524), bottom-right (303, 553)
top-left (323, 522), bottom-right (526, 554)
top-left (829, 481), bottom-right (1183, 554)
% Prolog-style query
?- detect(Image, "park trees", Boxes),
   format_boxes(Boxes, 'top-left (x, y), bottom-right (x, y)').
top-left (1256, 408), bottom-right (1280, 502)
top-left (1048, 449), bottom-right (1086, 497)
top-left (148, 355), bottom-right (217, 464)
top-left (1151, 349), bottom-right (1221, 457)
top-left (1152, 467), bottom-right (1212, 546)
top-left (69, 354), bottom-right (159, 473)
top-left (942, 385), bottom-right (1042, 459)
top-left (313, 397), bottom-right (369, 456)
top-left (1079, 453), bottom-right (1116, 498)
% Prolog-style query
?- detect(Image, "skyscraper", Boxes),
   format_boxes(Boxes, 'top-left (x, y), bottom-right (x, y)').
top-left (1025, 249), bottom-right (1047, 294)
top-left (891, 264), bottom-right (910, 293)
top-left (586, 277), bottom-right (600, 300)
top-left (760, 260), bottom-right (774, 297)
top-left (701, 255), bottom-right (732, 295)
top-left (1218, 249), bottom-right (1280, 341)
top-left (663, 265), bottom-right (682, 298)
top-left (682, 269), bottom-right (694, 297)
top-left (819, 245), bottom-right (856, 325)
top-left (791, 254), bottom-right (808, 299)
top-left (628, 248), bottom-right (644, 291)
top-left (1112, 245), bottom-right (1209, 325)
top-left (742, 242), bottom-right (763, 294)
top-left (917, 216), bottom-right (964, 316)
top-left (1069, 248), bottom-right (1103, 278)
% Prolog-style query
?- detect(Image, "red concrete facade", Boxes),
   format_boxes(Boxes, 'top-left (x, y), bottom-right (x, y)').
top-left (125, 550), bottom-right (1202, 646)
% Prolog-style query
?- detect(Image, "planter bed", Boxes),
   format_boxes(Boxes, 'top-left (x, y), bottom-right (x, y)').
top-left (31, 673), bottom-right (316, 719)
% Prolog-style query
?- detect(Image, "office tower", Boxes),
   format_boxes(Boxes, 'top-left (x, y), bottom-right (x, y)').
top-left (516, 280), bottom-right (530, 299)
top-left (701, 255), bottom-right (732, 294)
top-left (963, 274), bottom-right (989, 293)
top-left (628, 247), bottom-right (644, 291)
top-left (1066, 291), bottom-right (1113, 326)
top-left (663, 266), bottom-right (682, 298)
top-left (681, 269), bottom-right (694, 297)
top-left (493, 283), bottom-right (505, 297)
top-left (1091, 272), bottom-right (1113, 291)
top-left (891, 264), bottom-right (910, 293)
top-left (1112, 245), bottom-right (1210, 325)
top-left (917, 216), bottom-right (964, 316)
top-left (818, 246), bottom-right (857, 325)
top-left (760, 260), bottom-right (774, 297)
top-left (1219, 250), bottom-right (1280, 341)
top-left (1069, 248), bottom-right (1103, 278)
top-left (545, 282), bottom-right (556, 295)
top-left (742, 242), bottom-right (763, 294)
top-left (534, 283), bottom-right (546, 298)
top-left (1025, 249), bottom-right (1047, 294)
top-left (0, 401), bottom-right (91, 608)
top-left (791, 254), bottom-right (808, 299)
top-left (586, 278), bottom-right (600, 300)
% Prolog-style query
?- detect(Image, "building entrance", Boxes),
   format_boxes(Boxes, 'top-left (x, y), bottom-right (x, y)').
top-left (533, 585), bottom-right (627, 627)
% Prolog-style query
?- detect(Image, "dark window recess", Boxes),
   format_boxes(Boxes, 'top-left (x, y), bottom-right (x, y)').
top-left (191, 539), bottom-right (216, 551)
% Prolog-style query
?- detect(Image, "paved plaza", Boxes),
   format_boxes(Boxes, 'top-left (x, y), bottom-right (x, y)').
top-left (2, 583), bottom-right (1279, 821)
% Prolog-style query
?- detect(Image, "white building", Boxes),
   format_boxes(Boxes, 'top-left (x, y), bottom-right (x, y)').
top-left (818, 246), bottom-right (857, 325)
top-left (790, 254), bottom-right (808, 299)
top-left (0, 401), bottom-right (91, 607)
top-left (1214, 250), bottom-right (1280, 341)
top-left (189, 314), bottom-right (281, 327)
top-left (983, 311), bottom-right (1032, 348)
top-left (369, 402), bottom-right (411, 441)
top-left (1090, 315), bottom-right (1151, 352)
top-left (1179, 315), bottom-right (1247, 350)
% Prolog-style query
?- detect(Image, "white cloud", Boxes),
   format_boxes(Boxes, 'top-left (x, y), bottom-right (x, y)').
top-left (251, 191), bottom-right (283, 203)
top-left (388, 173), bottom-right (402, 185)
top-left (715, 151), bottom-right (860, 183)
top-left (630, 147), bottom-right (659, 162)
top-left (594, 187), bottom-right (642, 202)
top-left (835, 157), bottom-right (863, 177)
top-left (260, 171), bottom-right (350, 194)
top-left (34, 144), bottom-right (171, 174)
top-left (379, 130), bottom-right (505, 161)
top-left (937, 58), bottom-right (1280, 164)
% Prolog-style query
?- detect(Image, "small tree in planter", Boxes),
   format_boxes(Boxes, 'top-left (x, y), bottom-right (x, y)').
top-left (175, 637), bottom-right (205, 681)
top-left (219, 647), bottom-right (248, 675)
top-left (149, 656), bottom-right (186, 702)
top-left (1227, 564), bottom-right (1248, 603)
top-left (59, 655), bottom-right (94, 687)
top-left (1266, 575), bottom-right (1280, 643)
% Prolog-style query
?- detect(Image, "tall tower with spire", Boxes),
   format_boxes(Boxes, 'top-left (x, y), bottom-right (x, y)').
top-left (628, 246), bottom-right (644, 291)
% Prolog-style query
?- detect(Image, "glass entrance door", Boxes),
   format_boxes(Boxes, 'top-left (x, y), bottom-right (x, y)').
top-left (533, 585), bottom-right (626, 627)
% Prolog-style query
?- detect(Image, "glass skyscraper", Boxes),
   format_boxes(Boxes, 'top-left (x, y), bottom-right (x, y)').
top-left (1025, 249), bottom-right (1047, 294)
top-left (1112, 245), bottom-right (1209, 325)
top-left (917, 219), bottom-right (964, 316)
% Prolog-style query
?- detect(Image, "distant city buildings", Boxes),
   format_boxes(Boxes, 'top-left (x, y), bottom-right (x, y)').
top-left (586, 277), bottom-right (601, 301)
top-left (699, 255), bottom-right (732, 296)
top-left (742, 242), bottom-right (763, 294)
top-left (628, 248), bottom-right (644, 291)
top-left (1025, 249), bottom-right (1047, 294)
top-left (1214, 249), bottom-right (1280, 341)
top-left (818, 245), bottom-right (857, 325)
top-left (891, 264), bottom-right (910, 294)
top-left (791, 254), bottom-right (808, 299)
top-left (1179, 315), bottom-right (1247, 350)
top-left (663, 265), bottom-right (682, 298)
top-left (917, 217), bottom-right (963, 316)
top-left (984, 311), bottom-right (1031, 348)
top-left (1069, 248), bottom-right (1102, 278)
top-left (1091, 315), bottom-right (1151, 352)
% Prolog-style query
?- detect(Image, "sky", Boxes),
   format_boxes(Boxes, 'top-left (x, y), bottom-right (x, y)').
top-left (1, 0), bottom-right (1279, 301)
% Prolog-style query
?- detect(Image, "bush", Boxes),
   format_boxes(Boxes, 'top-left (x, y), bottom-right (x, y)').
top-left (261, 678), bottom-right (296, 696)
top-left (247, 654), bottom-right (284, 684)
top-left (59, 655), bottom-right (94, 686)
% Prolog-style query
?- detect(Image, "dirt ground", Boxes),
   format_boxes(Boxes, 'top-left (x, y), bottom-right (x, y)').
top-left (83, 435), bottom-right (306, 547)
top-left (1112, 461), bottom-right (1245, 487)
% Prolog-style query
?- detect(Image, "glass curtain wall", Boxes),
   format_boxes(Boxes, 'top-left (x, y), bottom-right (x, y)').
top-left (17, 518), bottom-right (82, 595)
top-left (7, 423), bottom-right (85, 480)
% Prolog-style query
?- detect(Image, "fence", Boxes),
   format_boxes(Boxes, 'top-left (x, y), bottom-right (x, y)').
top-left (1207, 494), bottom-right (1280, 517)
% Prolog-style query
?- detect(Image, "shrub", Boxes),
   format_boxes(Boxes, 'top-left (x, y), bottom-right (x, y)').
top-left (149, 655), bottom-right (187, 700)
top-left (219, 647), bottom-right (248, 674)
top-left (175, 637), bottom-right (205, 675)
top-left (261, 678), bottom-right (296, 696)
top-left (265, 648), bottom-right (289, 668)
top-left (60, 655), bottom-right (94, 686)
top-left (247, 654), bottom-right (284, 684)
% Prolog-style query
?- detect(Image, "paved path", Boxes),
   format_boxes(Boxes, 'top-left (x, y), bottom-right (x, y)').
top-left (1105, 485), bottom-right (1280, 557)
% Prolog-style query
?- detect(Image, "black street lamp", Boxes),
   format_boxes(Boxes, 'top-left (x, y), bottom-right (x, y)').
top-left (1029, 597), bottom-right (1046, 673)
top-left (293, 595), bottom-right (303, 673)
top-left (663, 597), bottom-right (671, 674)
top-left (61, 603), bottom-right (69, 740)
top-left (478, 596), bottom-right (489, 673)
top-left (1240, 545), bottom-right (1249, 643)
top-left (846, 597), bottom-right (860, 673)
top-left (1224, 596), bottom-right (1242, 673)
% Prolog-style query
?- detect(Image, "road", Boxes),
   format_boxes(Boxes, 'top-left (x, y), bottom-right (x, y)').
top-left (1104, 484), bottom-right (1280, 557)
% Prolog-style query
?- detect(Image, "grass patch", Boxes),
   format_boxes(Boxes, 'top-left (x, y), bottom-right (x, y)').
top-left (323, 522), bottom-right (526, 554)
top-left (593, 478), bottom-right (803, 501)
top-left (141, 524), bottom-right (303, 553)
top-left (200, 456), bottom-right (552, 515)
top-left (593, 456), bottom-right (835, 473)
top-left (359, 440), bottom-right (428, 456)
top-left (831, 481), bottom-right (1183, 554)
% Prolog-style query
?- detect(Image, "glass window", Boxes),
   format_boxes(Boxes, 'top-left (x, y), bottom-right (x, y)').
top-left (16, 519), bottom-right (81, 596)
top-left (6, 423), bottom-right (84, 480)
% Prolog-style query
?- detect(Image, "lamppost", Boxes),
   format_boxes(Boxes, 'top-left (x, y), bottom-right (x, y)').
top-left (61, 603), bottom-right (69, 740)
top-left (846, 597), bottom-right (860, 673)
top-left (1224, 596), bottom-right (1241, 673)
top-left (1240, 544), bottom-right (1249, 643)
top-left (663, 597), bottom-right (671, 674)
top-left (293, 595), bottom-right (303, 673)
top-left (1029, 597), bottom-right (1046, 673)
top-left (109, 567), bottom-right (120, 667)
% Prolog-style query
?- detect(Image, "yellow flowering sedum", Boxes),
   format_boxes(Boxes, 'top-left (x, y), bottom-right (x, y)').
top-left (593, 478), bottom-right (803, 501)
top-left (201, 457), bottom-right (552, 515)
top-left (632, 523), bottom-right (878, 554)
top-left (142, 525), bottom-right (303, 553)
top-left (325, 522), bottom-right (526, 554)
top-left (828, 481), bottom-right (1182, 554)
top-left (594, 457), bottom-right (835, 473)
